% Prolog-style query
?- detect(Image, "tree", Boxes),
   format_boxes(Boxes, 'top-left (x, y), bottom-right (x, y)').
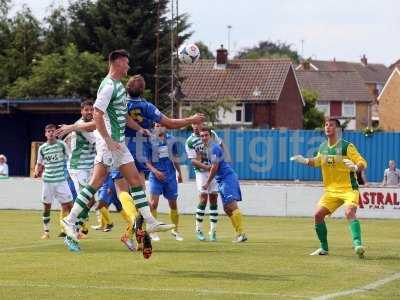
top-left (302, 89), bottom-right (325, 129)
top-left (41, 7), bottom-right (70, 54)
top-left (182, 97), bottom-right (234, 126)
top-left (0, 5), bottom-right (41, 97)
top-left (1, 0), bottom-right (194, 102)
top-left (235, 40), bottom-right (300, 63)
top-left (8, 44), bottom-right (107, 99)
top-left (0, 0), bottom-right (11, 97)
top-left (67, 0), bottom-right (192, 111)
top-left (60, 44), bottom-right (107, 98)
top-left (196, 41), bottom-right (214, 59)
top-left (5, 6), bottom-right (41, 81)
top-left (0, 0), bottom-right (10, 19)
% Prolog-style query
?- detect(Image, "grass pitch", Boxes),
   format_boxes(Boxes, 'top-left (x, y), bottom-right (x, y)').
top-left (0, 210), bottom-right (400, 300)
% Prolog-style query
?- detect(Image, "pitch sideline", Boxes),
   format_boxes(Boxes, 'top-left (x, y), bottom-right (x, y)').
top-left (0, 282), bottom-right (308, 299)
top-left (312, 272), bottom-right (400, 300)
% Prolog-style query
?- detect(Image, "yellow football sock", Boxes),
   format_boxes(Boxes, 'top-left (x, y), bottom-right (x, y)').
top-left (170, 209), bottom-right (179, 230)
top-left (229, 209), bottom-right (243, 234)
top-left (119, 192), bottom-right (138, 220)
top-left (151, 208), bottom-right (158, 219)
top-left (100, 207), bottom-right (112, 225)
top-left (120, 209), bottom-right (133, 237)
top-left (100, 215), bottom-right (106, 228)
top-left (59, 210), bottom-right (69, 233)
top-left (96, 209), bottom-right (102, 226)
top-left (120, 209), bottom-right (132, 225)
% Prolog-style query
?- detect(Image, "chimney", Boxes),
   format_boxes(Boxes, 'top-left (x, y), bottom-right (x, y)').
top-left (301, 58), bottom-right (311, 71)
top-left (215, 45), bottom-right (228, 69)
top-left (361, 54), bottom-right (368, 66)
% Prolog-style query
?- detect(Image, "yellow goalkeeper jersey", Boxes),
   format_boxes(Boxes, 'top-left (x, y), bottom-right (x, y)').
top-left (314, 139), bottom-right (367, 192)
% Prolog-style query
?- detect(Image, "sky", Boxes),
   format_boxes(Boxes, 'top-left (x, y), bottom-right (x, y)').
top-left (9, 0), bottom-right (400, 65)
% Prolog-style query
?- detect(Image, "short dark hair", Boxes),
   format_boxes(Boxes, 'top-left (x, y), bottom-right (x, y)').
top-left (325, 117), bottom-right (341, 128)
top-left (45, 124), bottom-right (56, 131)
top-left (81, 100), bottom-right (94, 108)
top-left (108, 49), bottom-right (129, 63)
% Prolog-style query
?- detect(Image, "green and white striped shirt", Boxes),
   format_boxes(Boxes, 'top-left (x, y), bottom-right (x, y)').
top-left (37, 140), bottom-right (69, 183)
top-left (185, 130), bottom-right (221, 173)
top-left (94, 75), bottom-right (127, 143)
top-left (69, 118), bottom-right (96, 170)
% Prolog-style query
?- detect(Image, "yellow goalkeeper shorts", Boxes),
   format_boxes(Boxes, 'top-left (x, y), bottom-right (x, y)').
top-left (319, 190), bottom-right (360, 213)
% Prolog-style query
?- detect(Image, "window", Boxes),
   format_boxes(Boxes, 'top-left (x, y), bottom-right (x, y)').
top-left (235, 109), bottom-right (242, 122)
top-left (244, 103), bottom-right (252, 122)
top-left (235, 103), bottom-right (252, 123)
top-left (342, 102), bottom-right (355, 117)
top-left (316, 101), bottom-right (330, 116)
top-left (376, 83), bottom-right (384, 95)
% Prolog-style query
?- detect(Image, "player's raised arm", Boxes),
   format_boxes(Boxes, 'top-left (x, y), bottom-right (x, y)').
top-left (56, 121), bottom-right (96, 138)
top-left (126, 116), bottom-right (151, 136)
top-left (160, 113), bottom-right (205, 129)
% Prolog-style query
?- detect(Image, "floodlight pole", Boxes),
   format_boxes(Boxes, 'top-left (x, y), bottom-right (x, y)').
top-left (170, 0), bottom-right (175, 117)
top-left (170, 0), bottom-right (179, 118)
top-left (155, 0), bottom-right (160, 107)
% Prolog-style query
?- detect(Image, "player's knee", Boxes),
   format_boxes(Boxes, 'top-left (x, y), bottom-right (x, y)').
top-left (199, 194), bottom-right (208, 204)
top-left (223, 204), bottom-right (233, 216)
top-left (223, 207), bottom-right (231, 216)
top-left (209, 195), bottom-right (218, 204)
top-left (345, 208), bottom-right (356, 220)
top-left (149, 201), bottom-right (158, 210)
top-left (314, 211), bottom-right (325, 223)
top-left (168, 200), bottom-right (177, 210)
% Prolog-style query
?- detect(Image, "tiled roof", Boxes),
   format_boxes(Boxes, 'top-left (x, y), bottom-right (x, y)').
top-left (179, 59), bottom-right (292, 102)
top-left (389, 59), bottom-right (400, 70)
top-left (305, 60), bottom-right (391, 84)
top-left (296, 70), bottom-right (374, 103)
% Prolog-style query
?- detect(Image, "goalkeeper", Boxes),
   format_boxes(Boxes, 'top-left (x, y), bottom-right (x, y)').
top-left (291, 118), bottom-right (367, 258)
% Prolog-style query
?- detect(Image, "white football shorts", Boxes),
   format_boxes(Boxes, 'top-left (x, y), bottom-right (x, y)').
top-left (195, 171), bottom-right (218, 194)
top-left (42, 181), bottom-right (73, 204)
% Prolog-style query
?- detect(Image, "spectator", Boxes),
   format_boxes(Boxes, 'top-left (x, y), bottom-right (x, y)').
top-left (0, 154), bottom-right (8, 177)
top-left (382, 160), bottom-right (400, 186)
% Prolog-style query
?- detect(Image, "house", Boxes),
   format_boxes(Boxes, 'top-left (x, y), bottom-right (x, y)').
top-left (179, 47), bottom-right (304, 129)
top-left (296, 70), bottom-right (374, 130)
top-left (296, 56), bottom-right (391, 125)
top-left (389, 59), bottom-right (400, 71)
top-left (378, 67), bottom-right (400, 131)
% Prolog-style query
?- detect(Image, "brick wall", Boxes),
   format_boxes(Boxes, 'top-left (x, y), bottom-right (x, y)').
top-left (274, 68), bottom-right (304, 129)
top-left (356, 102), bottom-right (370, 129)
top-left (366, 82), bottom-right (378, 98)
top-left (252, 103), bottom-right (273, 128)
top-left (379, 70), bottom-right (400, 131)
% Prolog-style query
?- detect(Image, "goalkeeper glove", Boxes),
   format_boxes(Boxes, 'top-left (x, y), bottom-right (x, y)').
top-left (342, 159), bottom-right (358, 172)
top-left (290, 155), bottom-right (309, 165)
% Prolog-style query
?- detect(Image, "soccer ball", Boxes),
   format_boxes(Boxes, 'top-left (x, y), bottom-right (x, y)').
top-left (178, 43), bottom-right (200, 64)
